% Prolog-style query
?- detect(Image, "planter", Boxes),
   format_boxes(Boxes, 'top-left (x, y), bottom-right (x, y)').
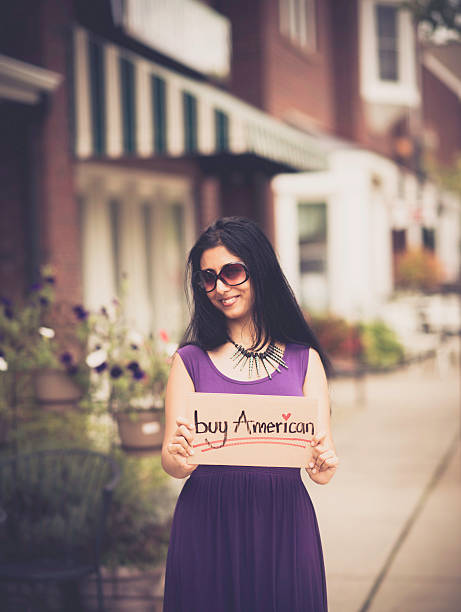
top-left (116, 409), bottom-right (164, 452)
top-left (81, 564), bottom-right (165, 612)
top-left (34, 368), bottom-right (82, 413)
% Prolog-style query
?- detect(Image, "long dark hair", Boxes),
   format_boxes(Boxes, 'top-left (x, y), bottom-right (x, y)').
top-left (181, 217), bottom-right (330, 375)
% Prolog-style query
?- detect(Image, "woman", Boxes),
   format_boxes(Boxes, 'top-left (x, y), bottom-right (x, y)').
top-left (162, 217), bottom-right (338, 611)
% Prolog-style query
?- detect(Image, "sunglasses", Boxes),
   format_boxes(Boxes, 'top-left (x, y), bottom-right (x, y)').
top-left (193, 262), bottom-right (249, 293)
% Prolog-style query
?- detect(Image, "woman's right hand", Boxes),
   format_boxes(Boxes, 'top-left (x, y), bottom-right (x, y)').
top-left (166, 416), bottom-right (197, 476)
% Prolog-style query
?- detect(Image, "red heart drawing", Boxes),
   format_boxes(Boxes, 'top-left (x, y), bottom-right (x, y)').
top-left (282, 413), bottom-right (291, 421)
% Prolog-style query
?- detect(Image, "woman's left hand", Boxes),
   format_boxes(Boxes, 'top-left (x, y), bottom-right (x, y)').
top-left (306, 432), bottom-right (339, 485)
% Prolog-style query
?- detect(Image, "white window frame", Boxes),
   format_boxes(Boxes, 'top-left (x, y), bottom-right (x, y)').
top-left (359, 0), bottom-right (420, 106)
top-left (279, 0), bottom-right (317, 53)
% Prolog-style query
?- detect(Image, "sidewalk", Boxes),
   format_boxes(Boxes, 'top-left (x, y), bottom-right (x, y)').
top-left (305, 348), bottom-right (461, 612)
top-left (369, 441), bottom-right (461, 612)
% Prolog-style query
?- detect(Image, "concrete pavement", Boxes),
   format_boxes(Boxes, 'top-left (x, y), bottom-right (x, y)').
top-left (305, 346), bottom-right (461, 612)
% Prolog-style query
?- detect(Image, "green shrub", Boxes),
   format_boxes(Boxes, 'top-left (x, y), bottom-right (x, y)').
top-left (103, 452), bottom-right (177, 569)
top-left (359, 320), bottom-right (405, 369)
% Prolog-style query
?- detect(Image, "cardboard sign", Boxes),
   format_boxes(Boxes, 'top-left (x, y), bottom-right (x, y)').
top-left (185, 392), bottom-right (318, 468)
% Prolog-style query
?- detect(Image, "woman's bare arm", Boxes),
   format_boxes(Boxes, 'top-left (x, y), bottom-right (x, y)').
top-left (303, 348), bottom-right (339, 484)
top-left (161, 353), bottom-right (198, 479)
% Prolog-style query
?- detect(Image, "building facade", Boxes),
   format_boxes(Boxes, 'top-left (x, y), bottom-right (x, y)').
top-left (1, 0), bottom-right (460, 333)
top-left (0, 0), bottom-right (326, 339)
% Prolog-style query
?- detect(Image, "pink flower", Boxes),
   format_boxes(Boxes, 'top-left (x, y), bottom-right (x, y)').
top-left (159, 329), bottom-right (169, 343)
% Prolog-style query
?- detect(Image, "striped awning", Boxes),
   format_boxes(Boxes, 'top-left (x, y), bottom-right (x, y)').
top-left (73, 27), bottom-right (327, 171)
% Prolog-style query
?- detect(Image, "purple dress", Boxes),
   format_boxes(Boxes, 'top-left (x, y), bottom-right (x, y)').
top-left (163, 343), bottom-right (327, 611)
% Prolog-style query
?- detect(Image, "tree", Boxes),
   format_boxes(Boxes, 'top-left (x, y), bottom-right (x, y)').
top-left (401, 0), bottom-right (461, 36)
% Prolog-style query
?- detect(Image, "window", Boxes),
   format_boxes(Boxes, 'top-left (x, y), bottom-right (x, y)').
top-left (360, 0), bottom-right (419, 107)
top-left (298, 202), bottom-right (328, 311)
top-left (78, 166), bottom-right (193, 339)
top-left (392, 229), bottom-right (406, 254)
top-left (375, 4), bottom-right (399, 81)
top-left (279, 0), bottom-right (317, 52)
top-left (422, 227), bottom-right (435, 251)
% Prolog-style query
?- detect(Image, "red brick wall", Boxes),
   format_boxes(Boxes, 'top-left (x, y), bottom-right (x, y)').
top-left (262, 0), bottom-right (336, 132)
top-left (0, 105), bottom-right (31, 300)
top-left (219, 0), bottom-right (336, 132)
top-left (331, 0), bottom-right (361, 142)
top-left (422, 66), bottom-right (461, 167)
top-left (217, 0), bottom-right (265, 108)
top-left (1, 0), bottom-right (83, 305)
top-left (37, 0), bottom-right (82, 305)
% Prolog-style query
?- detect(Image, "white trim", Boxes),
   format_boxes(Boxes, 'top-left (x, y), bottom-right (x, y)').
top-left (105, 44), bottom-right (123, 157)
top-left (230, 114), bottom-right (246, 154)
top-left (0, 53), bottom-right (61, 105)
top-left (166, 76), bottom-right (184, 156)
top-left (197, 97), bottom-right (214, 154)
top-left (359, 0), bottom-right (420, 107)
top-left (135, 59), bottom-right (154, 156)
top-left (423, 52), bottom-right (461, 100)
top-left (0, 83), bottom-right (40, 104)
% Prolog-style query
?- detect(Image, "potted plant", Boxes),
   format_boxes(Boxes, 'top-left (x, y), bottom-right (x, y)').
top-left (85, 300), bottom-right (173, 452)
top-left (0, 268), bottom-right (92, 425)
top-left (81, 451), bottom-right (178, 610)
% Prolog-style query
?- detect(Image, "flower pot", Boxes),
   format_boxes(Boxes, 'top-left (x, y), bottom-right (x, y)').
top-left (34, 368), bottom-right (82, 413)
top-left (116, 409), bottom-right (164, 453)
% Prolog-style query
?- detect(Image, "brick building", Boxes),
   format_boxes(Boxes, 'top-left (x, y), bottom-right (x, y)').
top-left (1, 0), bottom-right (460, 333)
top-left (0, 0), bottom-right (327, 338)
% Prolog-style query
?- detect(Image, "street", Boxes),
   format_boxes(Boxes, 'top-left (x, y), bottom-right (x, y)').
top-left (306, 343), bottom-right (461, 612)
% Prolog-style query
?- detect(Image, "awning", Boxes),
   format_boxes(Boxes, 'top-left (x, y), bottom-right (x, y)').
top-left (73, 27), bottom-right (327, 171)
top-left (0, 54), bottom-right (61, 105)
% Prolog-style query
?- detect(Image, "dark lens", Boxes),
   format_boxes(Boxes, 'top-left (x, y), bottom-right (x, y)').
top-left (199, 270), bottom-right (217, 291)
top-left (220, 263), bottom-right (247, 285)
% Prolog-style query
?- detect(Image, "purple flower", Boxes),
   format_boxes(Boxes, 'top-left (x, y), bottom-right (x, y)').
top-left (67, 365), bottom-right (78, 376)
top-left (95, 362), bottom-right (107, 373)
top-left (0, 350), bottom-right (4, 358)
top-left (132, 368), bottom-right (145, 380)
top-left (0, 297), bottom-right (12, 307)
top-left (130, 344), bottom-right (139, 350)
top-left (60, 352), bottom-right (73, 365)
top-left (39, 296), bottom-right (49, 307)
top-left (30, 282), bottom-right (43, 292)
top-left (100, 306), bottom-right (108, 317)
top-left (3, 307), bottom-right (13, 320)
top-left (73, 305), bottom-right (89, 320)
top-left (110, 365), bottom-right (123, 379)
top-left (127, 361), bottom-right (140, 372)
top-left (44, 276), bottom-right (55, 285)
